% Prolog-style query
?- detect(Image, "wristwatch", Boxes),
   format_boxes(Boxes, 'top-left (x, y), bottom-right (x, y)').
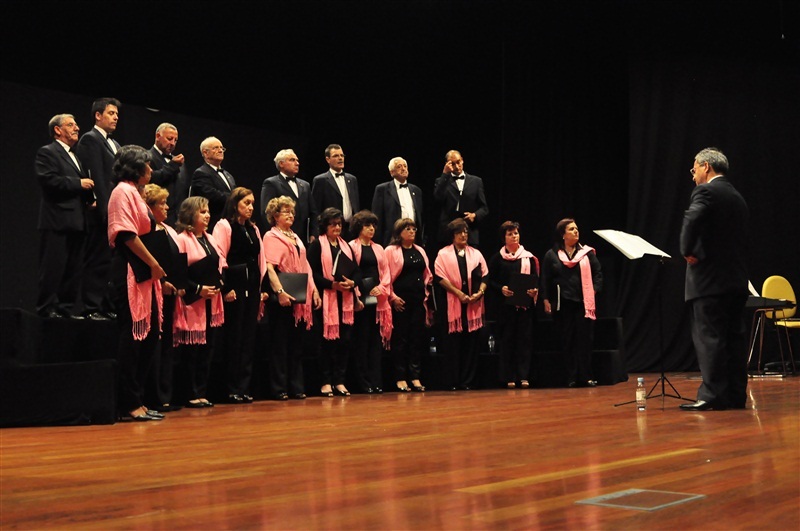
top-left (276, 288), bottom-right (285, 295)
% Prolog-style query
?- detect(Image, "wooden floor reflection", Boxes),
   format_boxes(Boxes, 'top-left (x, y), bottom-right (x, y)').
top-left (2, 373), bottom-right (798, 529)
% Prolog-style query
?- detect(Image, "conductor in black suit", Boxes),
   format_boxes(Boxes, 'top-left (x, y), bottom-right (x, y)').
top-left (261, 149), bottom-right (318, 243)
top-left (191, 136), bottom-right (235, 231)
top-left (433, 150), bottom-right (489, 248)
top-left (74, 97), bottom-right (121, 320)
top-left (35, 114), bottom-right (95, 318)
top-left (680, 147), bottom-right (749, 411)
top-left (371, 156), bottom-right (424, 247)
top-left (311, 144), bottom-right (360, 236)
top-left (148, 123), bottom-right (189, 226)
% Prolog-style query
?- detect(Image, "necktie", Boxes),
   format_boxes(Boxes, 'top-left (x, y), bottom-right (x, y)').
top-left (399, 183), bottom-right (409, 189)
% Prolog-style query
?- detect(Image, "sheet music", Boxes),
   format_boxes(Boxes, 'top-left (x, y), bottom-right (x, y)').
top-left (748, 280), bottom-right (760, 297)
top-left (593, 229), bottom-right (671, 260)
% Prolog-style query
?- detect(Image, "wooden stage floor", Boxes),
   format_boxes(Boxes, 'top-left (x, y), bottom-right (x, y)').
top-left (1, 373), bottom-right (798, 530)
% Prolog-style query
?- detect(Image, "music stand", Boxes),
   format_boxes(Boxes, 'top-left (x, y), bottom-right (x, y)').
top-left (593, 230), bottom-right (694, 407)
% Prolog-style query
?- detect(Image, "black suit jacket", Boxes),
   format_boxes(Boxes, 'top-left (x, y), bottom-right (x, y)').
top-left (74, 127), bottom-right (120, 219)
top-left (433, 172), bottom-right (489, 246)
top-left (260, 174), bottom-right (318, 243)
top-left (35, 141), bottom-right (89, 232)
top-left (680, 176), bottom-right (749, 301)
top-left (311, 170), bottom-right (360, 219)
top-left (148, 147), bottom-right (190, 224)
top-left (190, 163), bottom-right (235, 229)
top-left (371, 180), bottom-right (424, 247)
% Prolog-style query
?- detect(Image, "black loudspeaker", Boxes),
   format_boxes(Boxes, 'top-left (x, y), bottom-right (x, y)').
top-left (0, 360), bottom-right (117, 427)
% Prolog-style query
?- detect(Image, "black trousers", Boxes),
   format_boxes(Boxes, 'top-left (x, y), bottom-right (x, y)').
top-left (146, 293), bottom-right (177, 407)
top-left (691, 293), bottom-right (748, 407)
top-left (221, 288), bottom-right (260, 396)
top-left (180, 300), bottom-right (215, 401)
top-left (497, 305), bottom-right (534, 384)
top-left (553, 298), bottom-right (594, 385)
top-left (390, 300), bottom-right (426, 382)
top-left (37, 229), bottom-right (84, 315)
top-left (79, 212), bottom-right (113, 315)
top-left (442, 324), bottom-right (480, 389)
top-left (116, 283), bottom-right (159, 415)
top-left (320, 324), bottom-right (352, 387)
top-left (267, 304), bottom-right (306, 396)
top-left (352, 304), bottom-right (384, 390)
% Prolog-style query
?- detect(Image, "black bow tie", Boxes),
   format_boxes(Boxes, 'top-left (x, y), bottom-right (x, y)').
top-left (164, 154), bottom-right (172, 161)
top-left (399, 183), bottom-right (409, 189)
top-left (285, 175), bottom-right (296, 182)
top-left (335, 172), bottom-right (344, 178)
top-left (453, 174), bottom-right (464, 180)
top-left (217, 168), bottom-right (225, 174)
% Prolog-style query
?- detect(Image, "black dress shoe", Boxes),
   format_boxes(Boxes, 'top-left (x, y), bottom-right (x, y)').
top-left (680, 400), bottom-right (725, 411)
top-left (364, 387), bottom-right (375, 394)
top-left (586, 380), bottom-right (597, 387)
top-left (186, 401), bottom-right (206, 408)
top-left (86, 311), bottom-right (111, 321)
top-left (458, 385), bottom-right (472, 391)
top-left (292, 393), bottom-right (307, 400)
top-left (103, 311), bottom-right (117, 320)
top-left (145, 410), bottom-right (165, 418)
top-left (275, 393), bottom-right (289, 401)
top-left (374, 387), bottom-right (383, 394)
top-left (243, 395), bottom-right (254, 403)
top-left (227, 394), bottom-right (246, 403)
top-left (568, 381), bottom-right (578, 388)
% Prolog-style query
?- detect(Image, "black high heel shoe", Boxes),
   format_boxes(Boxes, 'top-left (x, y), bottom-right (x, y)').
top-left (411, 383), bottom-right (426, 392)
top-left (320, 387), bottom-right (334, 397)
top-left (333, 386), bottom-right (351, 397)
top-left (396, 384), bottom-right (411, 392)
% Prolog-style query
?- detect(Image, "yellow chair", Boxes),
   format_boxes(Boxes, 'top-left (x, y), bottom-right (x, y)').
top-left (760, 275), bottom-right (798, 374)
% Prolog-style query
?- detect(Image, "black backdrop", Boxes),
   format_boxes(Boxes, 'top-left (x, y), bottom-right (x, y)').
top-left (1, 0), bottom-right (797, 372)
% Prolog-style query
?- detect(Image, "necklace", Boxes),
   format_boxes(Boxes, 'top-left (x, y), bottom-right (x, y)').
top-left (197, 234), bottom-right (212, 255)
top-left (280, 229), bottom-right (295, 240)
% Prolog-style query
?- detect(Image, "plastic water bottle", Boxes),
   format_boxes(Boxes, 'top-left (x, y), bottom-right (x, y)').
top-left (488, 334), bottom-right (496, 354)
top-left (636, 377), bottom-right (646, 411)
top-left (429, 337), bottom-right (436, 354)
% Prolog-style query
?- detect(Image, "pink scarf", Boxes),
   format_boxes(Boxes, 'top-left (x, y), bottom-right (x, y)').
top-left (262, 227), bottom-right (314, 329)
top-left (558, 246), bottom-right (597, 320)
top-left (212, 219), bottom-right (268, 320)
top-left (319, 235), bottom-right (355, 340)
top-left (349, 239), bottom-right (393, 348)
top-left (434, 245), bottom-right (487, 333)
top-left (107, 181), bottom-right (163, 340)
top-left (173, 230), bottom-right (225, 345)
top-left (384, 243), bottom-right (434, 327)
top-left (501, 244), bottom-right (539, 311)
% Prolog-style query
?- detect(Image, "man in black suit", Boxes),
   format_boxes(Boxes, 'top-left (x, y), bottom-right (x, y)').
top-left (35, 114), bottom-right (95, 318)
top-left (679, 147), bottom-right (749, 411)
top-left (311, 144), bottom-right (360, 237)
top-left (433, 150), bottom-right (489, 248)
top-left (148, 122), bottom-right (189, 226)
top-left (371, 156), bottom-right (424, 247)
top-left (74, 97), bottom-right (121, 320)
top-left (190, 136), bottom-right (235, 231)
top-left (261, 149), bottom-right (317, 243)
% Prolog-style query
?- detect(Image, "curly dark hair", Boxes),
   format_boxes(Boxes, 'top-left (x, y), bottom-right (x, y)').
top-left (112, 145), bottom-right (151, 185)
top-left (317, 207), bottom-right (344, 235)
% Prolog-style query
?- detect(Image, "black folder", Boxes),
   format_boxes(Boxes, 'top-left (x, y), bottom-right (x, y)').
top-left (223, 263), bottom-right (249, 294)
top-left (333, 250), bottom-right (357, 281)
top-left (275, 272), bottom-right (308, 304)
top-left (505, 272), bottom-right (539, 308)
top-left (182, 255), bottom-right (222, 305)
top-left (130, 230), bottom-right (174, 283)
top-left (469, 265), bottom-right (484, 296)
top-left (360, 276), bottom-right (378, 306)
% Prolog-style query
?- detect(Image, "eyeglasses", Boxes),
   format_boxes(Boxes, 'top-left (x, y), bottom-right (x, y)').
top-left (690, 162), bottom-right (706, 175)
top-left (208, 146), bottom-right (226, 152)
top-left (403, 226), bottom-right (418, 232)
top-left (279, 211), bottom-right (294, 216)
top-left (329, 221), bottom-right (343, 227)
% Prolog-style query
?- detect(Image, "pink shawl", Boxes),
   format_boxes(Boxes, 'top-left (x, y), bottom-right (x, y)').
top-left (501, 244), bottom-right (539, 310)
top-left (212, 219), bottom-right (268, 320)
top-left (107, 181), bottom-right (163, 340)
top-left (319, 235), bottom-right (355, 340)
top-left (262, 227), bottom-right (314, 329)
top-left (173, 230), bottom-right (225, 345)
top-left (349, 239), bottom-right (393, 348)
top-left (384, 243), bottom-right (434, 327)
top-left (558, 246), bottom-right (597, 320)
top-left (434, 245), bottom-right (487, 333)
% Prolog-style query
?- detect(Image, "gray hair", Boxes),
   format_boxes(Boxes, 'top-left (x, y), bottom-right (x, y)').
top-left (48, 114), bottom-right (75, 138)
top-left (695, 147), bottom-right (729, 174)
top-left (274, 149), bottom-right (297, 170)
top-left (200, 136), bottom-right (221, 154)
top-left (388, 157), bottom-right (407, 172)
top-left (155, 122), bottom-right (178, 134)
